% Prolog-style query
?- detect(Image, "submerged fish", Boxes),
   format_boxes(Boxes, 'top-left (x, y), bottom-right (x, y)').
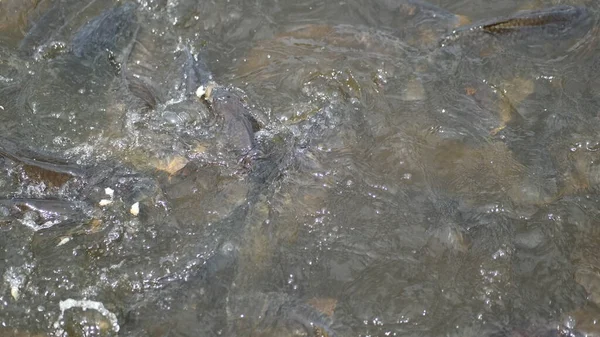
top-left (123, 46), bottom-right (212, 110)
top-left (0, 136), bottom-right (85, 178)
top-left (121, 16), bottom-right (259, 159)
top-left (8, 2), bottom-right (141, 150)
top-left (226, 292), bottom-right (338, 337)
top-left (71, 2), bottom-right (138, 65)
top-left (441, 5), bottom-right (593, 46)
top-left (19, 1), bottom-right (139, 64)
top-left (202, 83), bottom-right (259, 157)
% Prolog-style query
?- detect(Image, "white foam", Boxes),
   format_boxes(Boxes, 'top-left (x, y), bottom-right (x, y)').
top-left (55, 299), bottom-right (119, 333)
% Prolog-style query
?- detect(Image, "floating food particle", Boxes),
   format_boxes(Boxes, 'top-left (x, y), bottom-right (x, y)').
top-left (11, 286), bottom-right (19, 301)
top-left (104, 187), bottom-right (114, 198)
top-left (202, 81), bottom-right (218, 101)
top-left (57, 237), bottom-right (71, 246)
top-left (130, 202), bottom-right (140, 216)
top-left (195, 85), bottom-right (206, 98)
top-left (99, 199), bottom-right (113, 206)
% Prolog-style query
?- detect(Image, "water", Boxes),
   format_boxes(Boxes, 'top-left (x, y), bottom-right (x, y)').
top-left (1, 0), bottom-right (600, 336)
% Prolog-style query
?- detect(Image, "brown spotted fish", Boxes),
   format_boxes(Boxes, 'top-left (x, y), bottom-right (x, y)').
top-left (441, 5), bottom-right (593, 47)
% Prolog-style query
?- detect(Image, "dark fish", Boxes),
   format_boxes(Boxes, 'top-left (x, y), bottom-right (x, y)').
top-left (121, 140), bottom-right (295, 335)
top-left (18, 4), bottom-right (66, 56)
top-left (0, 198), bottom-right (84, 217)
top-left (182, 48), bottom-right (212, 97)
top-left (122, 47), bottom-right (212, 110)
top-left (489, 327), bottom-right (586, 337)
top-left (441, 5), bottom-right (592, 46)
top-left (382, 0), bottom-right (464, 27)
top-left (121, 41), bottom-right (256, 159)
top-left (10, 3), bottom-right (142, 149)
top-left (0, 136), bottom-right (85, 179)
top-left (71, 2), bottom-right (139, 65)
top-left (125, 76), bottom-right (160, 110)
top-left (19, 1), bottom-right (139, 62)
top-left (204, 84), bottom-right (259, 157)
top-left (226, 292), bottom-right (338, 337)
top-left (0, 198), bottom-right (90, 230)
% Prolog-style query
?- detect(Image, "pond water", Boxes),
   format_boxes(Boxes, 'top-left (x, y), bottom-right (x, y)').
top-left (1, 0), bottom-right (600, 336)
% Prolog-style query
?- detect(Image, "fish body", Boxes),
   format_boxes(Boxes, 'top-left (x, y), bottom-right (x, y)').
top-left (0, 136), bottom-right (85, 178)
top-left (203, 84), bottom-right (258, 157)
top-left (225, 292), bottom-right (337, 337)
top-left (19, 1), bottom-right (139, 63)
top-left (441, 5), bottom-right (592, 46)
top-left (182, 48), bottom-right (212, 97)
top-left (8, 2), bottom-right (142, 147)
top-left (71, 2), bottom-right (139, 67)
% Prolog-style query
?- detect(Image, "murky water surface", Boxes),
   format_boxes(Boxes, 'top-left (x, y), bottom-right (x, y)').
top-left (1, 0), bottom-right (600, 336)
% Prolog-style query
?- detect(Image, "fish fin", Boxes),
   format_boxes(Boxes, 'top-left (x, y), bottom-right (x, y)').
top-left (126, 75), bottom-right (161, 111)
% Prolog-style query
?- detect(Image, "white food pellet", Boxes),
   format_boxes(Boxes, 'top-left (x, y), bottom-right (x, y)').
top-left (130, 202), bottom-right (140, 216)
top-left (104, 187), bottom-right (114, 198)
top-left (99, 199), bottom-right (113, 206)
top-left (196, 85), bottom-right (206, 98)
top-left (11, 286), bottom-right (19, 301)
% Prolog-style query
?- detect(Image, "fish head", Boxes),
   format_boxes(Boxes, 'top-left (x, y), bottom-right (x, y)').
top-left (201, 83), bottom-right (258, 157)
top-left (71, 2), bottom-right (140, 68)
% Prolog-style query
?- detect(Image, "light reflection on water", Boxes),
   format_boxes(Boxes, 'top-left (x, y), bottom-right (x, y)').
top-left (0, 0), bottom-right (600, 336)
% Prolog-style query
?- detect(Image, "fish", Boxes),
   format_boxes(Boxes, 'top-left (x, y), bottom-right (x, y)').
top-left (9, 2), bottom-right (141, 149)
top-left (441, 5), bottom-right (593, 47)
top-left (122, 47), bottom-right (212, 110)
top-left (19, 1), bottom-right (139, 64)
top-left (122, 42), bottom-right (259, 157)
top-left (71, 2), bottom-right (139, 69)
top-left (182, 48), bottom-right (212, 98)
top-left (203, 83), bottom-right (259, 157)
top-left (0, 136), bottom-right (85, 179)
top-left (0, 198), bottom-right (85, 218)
top-left (18, 3), bottom-right (66, 57)
top-left (225, 292), bottom-right (338, 337)
top-left (0, 198), bottom-right (91, 231)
